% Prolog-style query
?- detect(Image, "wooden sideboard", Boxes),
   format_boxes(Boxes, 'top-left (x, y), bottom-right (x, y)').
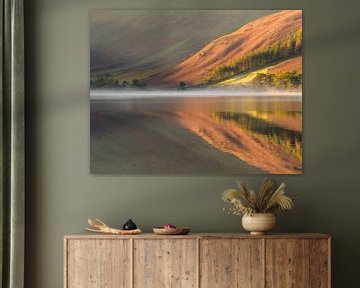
top-left (64, 233), bottom-right (330, 288)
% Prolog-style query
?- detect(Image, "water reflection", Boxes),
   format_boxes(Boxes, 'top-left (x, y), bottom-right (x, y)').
top-left (168, 96), bottom-right (302, 174)
top-left (214, 111), bottom-right (302, 162)
top-left (91, 95), bottom-right (302, 174)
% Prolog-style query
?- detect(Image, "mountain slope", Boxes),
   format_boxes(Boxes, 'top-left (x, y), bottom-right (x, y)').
top-left (155, 10), bottom-right (302, 86)
top-left (268, 56), bottom-right (302, 73)
top-left (90, 10), bottom-right (274, 76)
top-left (214, 56), bottom-right (302, 88)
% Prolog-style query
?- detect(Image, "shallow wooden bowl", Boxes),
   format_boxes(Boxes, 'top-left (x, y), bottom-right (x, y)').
top-left (153, 227), bottom-right (190, 235)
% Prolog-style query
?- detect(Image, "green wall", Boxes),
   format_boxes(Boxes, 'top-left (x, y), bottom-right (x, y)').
top-left (25, 0), bottom-right (360, 287)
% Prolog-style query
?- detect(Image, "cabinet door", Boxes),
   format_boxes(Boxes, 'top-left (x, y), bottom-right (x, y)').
top-left (265, 239), bottom-right (310, 288)
top-left (134, 239), bottom-right (198, 288)
top-left (310, 239), bottom-right (330, 288)
top-left (200, 239), bottom-right (264, 288)
top-left (66, 239), bottom-right (131, 288)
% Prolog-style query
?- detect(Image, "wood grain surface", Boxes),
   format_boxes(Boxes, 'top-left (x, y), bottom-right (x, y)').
top-left (66, 239), bottom-right (131, 288)
top-left (64, 234), bottom-right (330, 288)
top-left (200, 239), bottom-right (264, 288)
top-left (310, 239), bottom-right (330, 288)
top-left (133, 239), bottom-right (197, 288)
top-left (65, 233), bottom-right (330, 240)
top-left (265, 239), bottom-right (310, 287)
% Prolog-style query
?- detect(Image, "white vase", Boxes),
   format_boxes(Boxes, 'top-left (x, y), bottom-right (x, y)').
top-left (242, 213), bottom-right (276, 235)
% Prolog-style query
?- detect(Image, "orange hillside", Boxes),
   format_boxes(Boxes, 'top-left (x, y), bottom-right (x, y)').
top-left (157, 10), bottom-right (302, 85)
top-left (268, 56), bottom-right (302, 73)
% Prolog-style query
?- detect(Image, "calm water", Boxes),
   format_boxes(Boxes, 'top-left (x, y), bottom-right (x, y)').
top-left (91, 95), bottom-right (302, 174)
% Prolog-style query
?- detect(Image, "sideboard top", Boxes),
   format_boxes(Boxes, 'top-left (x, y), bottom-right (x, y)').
top-left (64, 232), bottom-right (330, 240)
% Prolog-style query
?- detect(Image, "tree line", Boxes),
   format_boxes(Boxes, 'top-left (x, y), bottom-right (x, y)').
top-left (91, 73), bottom-right (148, 89)
top-left (252, 71), bottom-right (302, 88)
top-left (202, 28), bottom-right (302, 85)
top-left (91, 73), bottom-right (189, 90)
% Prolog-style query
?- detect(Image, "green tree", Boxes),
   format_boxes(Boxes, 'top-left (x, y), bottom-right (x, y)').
top-left (130, 79), bottom-right (147, 89)
top-left (131, 79), bottom-right (140, 87)
top-left (178, 81), bottom-right (186, 90)
top-left (205, 28), bottom-right (303, 84)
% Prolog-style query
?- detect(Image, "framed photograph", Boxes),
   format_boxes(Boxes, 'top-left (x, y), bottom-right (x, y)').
top-left (90, 10), bottom-right (303, 175)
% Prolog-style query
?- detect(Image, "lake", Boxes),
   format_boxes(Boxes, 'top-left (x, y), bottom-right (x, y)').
top-left (90, 95), bottom-right (302, 174)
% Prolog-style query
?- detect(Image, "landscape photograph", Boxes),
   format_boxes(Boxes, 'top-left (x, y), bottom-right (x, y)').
top-left (90, 10), bottom-right (303, 174)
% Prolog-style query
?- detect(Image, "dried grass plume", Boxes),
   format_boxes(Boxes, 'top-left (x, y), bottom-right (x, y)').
top-left (222, 179), bottom-right (294, 216)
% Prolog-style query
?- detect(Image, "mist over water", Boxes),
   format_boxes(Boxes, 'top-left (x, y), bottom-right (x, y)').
top-left (90, 88), bottom-right (302, 100)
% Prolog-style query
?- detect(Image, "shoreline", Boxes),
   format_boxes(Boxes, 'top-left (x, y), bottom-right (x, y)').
top-left (90, 89), bottom-right (302, 100)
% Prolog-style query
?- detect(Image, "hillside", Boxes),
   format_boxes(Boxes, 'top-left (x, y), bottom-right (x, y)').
top-left (215, 56), bottom-right (302, 88)
top-left (268, 56), bottom-right (302, 73)
top-left (154, 10), bottom-right (302, 86)
top-left (90, 10), bottom-right (274, 82)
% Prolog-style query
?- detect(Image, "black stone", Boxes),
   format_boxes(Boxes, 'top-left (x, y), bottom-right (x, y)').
top-left (123, 219), bottom-right (137, 230)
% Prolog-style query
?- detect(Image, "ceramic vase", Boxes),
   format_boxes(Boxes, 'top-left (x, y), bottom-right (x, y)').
top-left (242, 213), bottom-right (276, 235)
